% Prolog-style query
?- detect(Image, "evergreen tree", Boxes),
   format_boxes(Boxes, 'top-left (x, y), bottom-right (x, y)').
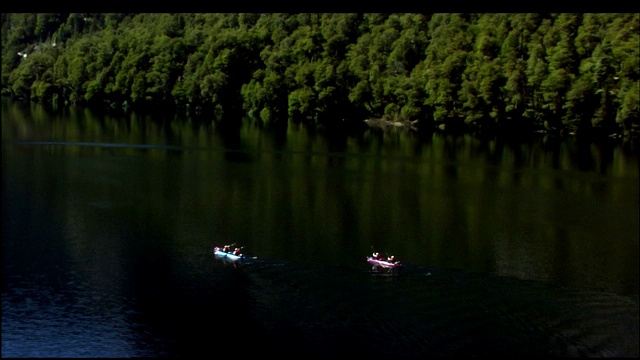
top-left (1, 13), bottom-right (636, 137)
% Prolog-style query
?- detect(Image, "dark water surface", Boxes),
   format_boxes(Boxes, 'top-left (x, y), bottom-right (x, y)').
top-left (2, 99), bottom-right (639, 357)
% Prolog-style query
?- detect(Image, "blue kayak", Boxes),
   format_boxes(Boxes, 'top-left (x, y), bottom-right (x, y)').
top-left (213, 246), bottom-right (244, 268)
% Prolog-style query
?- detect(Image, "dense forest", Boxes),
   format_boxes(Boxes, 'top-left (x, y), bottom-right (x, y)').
top-left (1, 13), bottom-right (638, 137)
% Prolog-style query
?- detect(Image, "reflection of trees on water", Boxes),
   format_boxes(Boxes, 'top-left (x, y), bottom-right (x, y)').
top-left (3, 99), bottom-right (638, 297)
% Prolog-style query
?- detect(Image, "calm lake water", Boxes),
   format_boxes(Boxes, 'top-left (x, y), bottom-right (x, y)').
top-left (2, 98), bottom-right (639, 357)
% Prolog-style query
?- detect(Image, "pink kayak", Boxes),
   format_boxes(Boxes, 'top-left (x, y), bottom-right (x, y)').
top-left (367, 256), bottom-right (402, 269)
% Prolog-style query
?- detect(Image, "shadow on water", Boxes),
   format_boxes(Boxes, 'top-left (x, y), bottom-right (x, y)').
top-left (179, 253), bottom-right (639, 358)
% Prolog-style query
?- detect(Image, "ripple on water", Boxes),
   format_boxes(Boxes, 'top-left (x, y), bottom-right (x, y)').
top-left (239, 261), bottom-right (639, 357)
top-left (1, 276), bottom-right (170, 358)
top-left (3, 257), bottom-right (638, 357)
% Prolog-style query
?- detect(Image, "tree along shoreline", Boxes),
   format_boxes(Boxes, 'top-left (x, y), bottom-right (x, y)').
top-left (2, 14), bottom-right (638, 140)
